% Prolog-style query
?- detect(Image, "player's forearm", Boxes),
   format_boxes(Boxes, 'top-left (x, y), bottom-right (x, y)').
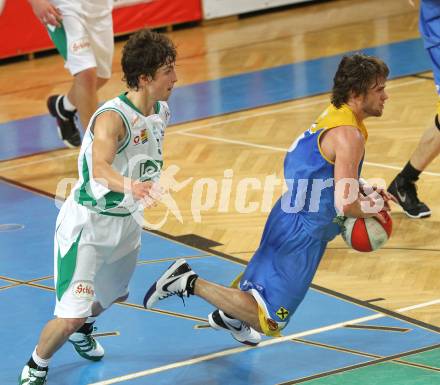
top-left (93, 161), bottom-right (133, 194)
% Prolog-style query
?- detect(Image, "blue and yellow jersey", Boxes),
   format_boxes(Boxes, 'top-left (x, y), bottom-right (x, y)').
top-left (420, 0), bottom-right (440, 50)
top-left (283, 103), bottom-right (367, 241)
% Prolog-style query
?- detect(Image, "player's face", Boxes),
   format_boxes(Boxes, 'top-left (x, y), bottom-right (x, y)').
top-left (150, 61), bottom-right (178, 101)
top-left (361, 77), bottom-right (388, 117)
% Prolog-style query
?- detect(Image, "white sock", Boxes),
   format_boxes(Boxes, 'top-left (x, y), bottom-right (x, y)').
top-left (86, 316), bottom-right (97, 324)
top-left (62, 95), bottom-right (76, 111)
top-left (32, 346), bottom-right (50, 368)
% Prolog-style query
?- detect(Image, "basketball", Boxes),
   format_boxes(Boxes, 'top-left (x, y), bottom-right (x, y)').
top-left (341, 211), bottom-right (392, 252)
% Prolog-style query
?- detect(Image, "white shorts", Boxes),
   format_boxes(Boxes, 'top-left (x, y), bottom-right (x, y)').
top-left (54, 196), bottom-right (141, 318)
top-left (48, 2), bottom-right (114, 78)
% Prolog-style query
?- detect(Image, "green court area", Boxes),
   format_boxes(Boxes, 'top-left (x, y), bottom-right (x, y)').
top-left (304, 348), bottom-right (440, 385)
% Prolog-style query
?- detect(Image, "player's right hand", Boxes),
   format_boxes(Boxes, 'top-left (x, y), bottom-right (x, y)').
top-left (29, 0), bottom-right (62, 27)
top-left (131, 180), bottom-right (164, 208)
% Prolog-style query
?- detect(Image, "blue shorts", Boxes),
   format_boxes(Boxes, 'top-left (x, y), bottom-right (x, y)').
top-left (420, 0), bottom-right (440, 92)
top-left (239, 198), bottom-right (327, 334)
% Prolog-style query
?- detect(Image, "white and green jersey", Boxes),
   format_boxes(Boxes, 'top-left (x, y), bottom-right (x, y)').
top-left (72, 93), bottom-right (170, 216)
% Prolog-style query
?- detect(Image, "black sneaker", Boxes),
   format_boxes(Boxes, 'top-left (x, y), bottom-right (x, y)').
top-left (47, 95), bottom-right (81, 148)
top-left (388, 175), bottom-right (431, 218)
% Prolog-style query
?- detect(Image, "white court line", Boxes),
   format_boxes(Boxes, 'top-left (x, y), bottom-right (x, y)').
top-left (0, 78), bottom-right (426, 174)
top-left (89, 297), bottom-right (440, 385)
top-left (0, 151), bottom-right (77, 172)
top-left (177, 131), bottom-right (440, 177)
top-left (167, 78), bottom-right (426, 136)
top-left (167, 97), bottom-right (330, 135)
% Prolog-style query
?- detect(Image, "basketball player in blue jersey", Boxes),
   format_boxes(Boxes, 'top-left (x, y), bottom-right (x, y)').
top-left (388, 0), bottom-right (440, 218)
top-left (144, 54), bottom-right (395, 345)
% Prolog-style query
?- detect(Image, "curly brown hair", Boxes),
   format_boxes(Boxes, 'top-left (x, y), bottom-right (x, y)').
top-left (331, 54), bottom-right (389, 108)
top-left (121, 29), bottom-right (177, 90)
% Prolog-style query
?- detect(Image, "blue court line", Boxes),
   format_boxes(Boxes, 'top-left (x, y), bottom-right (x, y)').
top-left (0, 38), bottom-right (431, 161)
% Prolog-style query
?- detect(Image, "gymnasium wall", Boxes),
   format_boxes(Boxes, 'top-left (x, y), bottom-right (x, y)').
top-left (0, 0), bottom-right (315, 59)
top-left (0, 0), bottom-right (201, 59)
top-left (202, 0), bottom-right (314, 20)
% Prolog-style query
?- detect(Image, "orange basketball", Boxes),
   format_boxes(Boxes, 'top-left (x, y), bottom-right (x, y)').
top-left (341, 211), bottom-right (392, 252)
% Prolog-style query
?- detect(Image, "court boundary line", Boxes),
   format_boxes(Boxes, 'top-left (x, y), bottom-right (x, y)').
top-left (277, 343), bottom-right (440, 385)
top-left (173, 130), bottom-right (440, 177)
top-left (88, 305), bottom-right (440, 385)
top-left (0, 274), bottom-right (208, 323)
top-left (291, 338), bottom-right (440, 373)
top-left (136, 254), bottom-right (212, 265)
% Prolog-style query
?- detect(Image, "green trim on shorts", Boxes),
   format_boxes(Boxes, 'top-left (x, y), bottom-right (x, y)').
top-left (96, 210), bottom-right (132, 217)
top-left (47, 23), bottom-right (68, 60)
top-left (56, 229), bottom-right (83, 301)
top-left (75, 154), bottom-right (98, 207)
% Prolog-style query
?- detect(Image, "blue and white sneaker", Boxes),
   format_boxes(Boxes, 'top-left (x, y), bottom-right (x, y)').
top-left (143, 259), bottom-right (198, 309)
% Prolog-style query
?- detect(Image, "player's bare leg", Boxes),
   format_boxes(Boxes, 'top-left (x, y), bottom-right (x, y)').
top-left (194, 278), bottom-right (262, 332)
top-left (144, 259), bottom-right (262, 345)
top-left (36, 318), bottom-right (86, 358)
top-left (410, 124), bottom-right (440, 170)
top-left (67, 67), bottom-right (99, 130)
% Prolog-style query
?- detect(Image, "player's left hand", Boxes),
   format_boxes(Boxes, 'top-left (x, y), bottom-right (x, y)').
top-left (370, 185), bottom-right (397, 211)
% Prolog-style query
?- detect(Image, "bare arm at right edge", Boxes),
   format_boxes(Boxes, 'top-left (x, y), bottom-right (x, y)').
top-left (92, 111), bottom-right (155, 201)
top-left (323, 125), bottom-right (386, 222)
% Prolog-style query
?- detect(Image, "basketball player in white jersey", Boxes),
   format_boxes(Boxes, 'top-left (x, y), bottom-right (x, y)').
top-left (28, 0), bottom-right (114, 147)
top-left (19, 29), bottom-right (177, 384)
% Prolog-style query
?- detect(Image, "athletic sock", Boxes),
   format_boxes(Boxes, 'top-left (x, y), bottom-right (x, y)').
top-left (76, 321), bottom-right (95, 335)
top-left (62, 95), bottom-right (76, 112)
top-left (399, 161), bottom-right (421, 182)
top-left (29, 346), bottom-right (50, 369)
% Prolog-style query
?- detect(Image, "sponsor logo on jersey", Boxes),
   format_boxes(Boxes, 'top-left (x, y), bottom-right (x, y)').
top-left (133, 129), bottom-right (148, 145)
top-left (139, 159), bottom-right (162, 180)
top-left (141, 128), bottom-right (148, 144)
top-left (70, 38), bottom-right (91, 54)
top-left (276, 306), bottom-right (289, 320)
top-left (72, 281), bottom-right (95, 300)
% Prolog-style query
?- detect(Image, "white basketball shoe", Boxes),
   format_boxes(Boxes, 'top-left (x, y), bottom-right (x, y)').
top-left (143, 259), bottom-right (198, 309)
top-left (208, 309), bottom-right (261, 346)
